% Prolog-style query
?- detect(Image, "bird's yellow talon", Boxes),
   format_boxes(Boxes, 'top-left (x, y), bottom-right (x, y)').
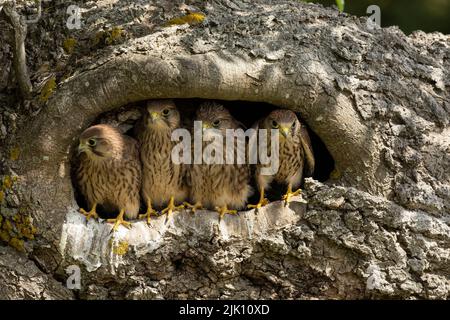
top-left (247, 187), bottom-right (269, 211)
top-left (139, 201), bottom-right (157, 224)
top-left (282, 185), bottom-right (302, 204)
top-left (80, 203), bottom-right (99, 221)
top-left (247, 198), bottom-right (269, 210)
top-left (183, 202), bottom-right (203, 213)
top-left (161, 196), bottom-right (184, 216)
top-left (215, 206), bottom-right (237, 220)
top-left (107, 209), bottom-right (131, 231)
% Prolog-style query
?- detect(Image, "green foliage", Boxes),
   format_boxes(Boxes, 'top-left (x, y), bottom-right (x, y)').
top-left (335, 0), bottom-right (345, 12)
top-left (299, 0), bottom-right (345, 12)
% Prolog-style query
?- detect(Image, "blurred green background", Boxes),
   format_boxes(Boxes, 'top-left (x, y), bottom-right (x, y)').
top-left (308, 0), bottom-right (450, 34)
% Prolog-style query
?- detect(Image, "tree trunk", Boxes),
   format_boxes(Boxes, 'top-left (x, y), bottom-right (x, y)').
top-left (0, 0), bottom-right (449, 299)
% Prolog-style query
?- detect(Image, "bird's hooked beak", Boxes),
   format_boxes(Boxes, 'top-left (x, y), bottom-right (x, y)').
top-left (280, 126), bottom-right (290, 138)
top-left (149, 111), bottom-right (160, 122)
top-left (77, 142), bottom-right (89, 155)
top-left (202, 122), bottom-right (212, 131)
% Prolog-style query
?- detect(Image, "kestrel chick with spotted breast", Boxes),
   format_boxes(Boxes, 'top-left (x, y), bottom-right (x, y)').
top-left (137, 99), bottom-right (188, 222)
top-left (187, 102), bottom-right (252, 219)
top-left (76, 124), bottom-right (141, 231)
top-left (248, 109), bottom-right (315, 210)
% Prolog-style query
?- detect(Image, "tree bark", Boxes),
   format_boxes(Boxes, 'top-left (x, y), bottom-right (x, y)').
top-left (0, 246), bottom-right (73, 299)
top-left (0, 0), bottom-right (449, 299)
top-left (2, 1), bottom-right (32, 98)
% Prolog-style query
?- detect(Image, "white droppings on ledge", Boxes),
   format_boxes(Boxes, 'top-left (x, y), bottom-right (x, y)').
top-left (58, 162), bottom-right (65, 178)
top-left (59, 198), bottom-right (304, 272)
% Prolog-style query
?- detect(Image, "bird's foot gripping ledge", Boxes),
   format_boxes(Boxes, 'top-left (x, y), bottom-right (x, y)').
top-left (59, 196), bottom-right (306, 274)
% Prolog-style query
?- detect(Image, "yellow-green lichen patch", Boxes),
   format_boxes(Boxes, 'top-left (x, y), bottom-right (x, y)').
top-left (329, 167), bottom-right (342, 180)
top-left (2, 176), bottom-right (13, 189)
top-left (111, 240), bottom-right (129, 255)
top-left (0, 211), bottom-right (37, 252)
top-left (0, 219), bottom-right (12, 243)
top-left (164, 12), bottom-right (206, 27)
top-left (1, 175), bottom-right (18, 202)
top-left (105, 27), bottom-right (124, 45)
top-left (0, 230), bottom-right (10, 243)
top-left (9, 147), bottom-right (20, 161)
top-left (39, 76), bottom-right (57, 102)
top-left (93, 27), bottom-right (126, 47)
top-left (9, 237), bottom-right (24, 252)
top-left (63, 37), bottom-right (77, 54)
top-left (14, 213), bottom-right (37, 240)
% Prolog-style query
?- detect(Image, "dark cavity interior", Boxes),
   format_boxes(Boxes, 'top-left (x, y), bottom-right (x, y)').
top-left (71, 99), bottom-right (335, 219)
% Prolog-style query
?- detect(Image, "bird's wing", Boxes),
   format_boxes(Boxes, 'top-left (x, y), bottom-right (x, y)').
top-left (299, 124), bottom-right (315, 177)
top-left (124, 135), bottom-right (140, 160)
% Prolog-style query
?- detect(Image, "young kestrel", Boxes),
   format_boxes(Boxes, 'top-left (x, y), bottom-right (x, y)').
top-left (137, 99), bottom-right (188, 222)
top-left (76, 124), bottom-right (142, 231)
top-left (187, 102), bottom-right (252, 219)
top-left (248, 109), bottom-right (315, 210)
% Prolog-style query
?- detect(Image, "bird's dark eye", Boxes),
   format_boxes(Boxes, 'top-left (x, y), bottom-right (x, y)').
top-left (271, 120), bottom-right (279, 128)
top-left (87, 139), bottom-right (96, 147)
top-left (162, 109), bottom-right (170, 116)
top-left (213, 120), bottom-right (220, 127)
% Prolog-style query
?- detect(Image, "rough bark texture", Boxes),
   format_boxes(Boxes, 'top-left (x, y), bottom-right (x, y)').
top-left (2, 1), bottom-right (33, 98)
top-left (0, 0), bottom-right (449, 299)
top-left (0, 246), bottom-right (73, 299)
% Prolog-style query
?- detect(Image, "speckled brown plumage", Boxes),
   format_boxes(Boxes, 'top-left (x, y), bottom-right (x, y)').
top-left (249, 109), bottom-right (315, 208)
top-left (187, 102), bottom-right (252, 217)
top-left (137, 99), bottom-right (188, 220)
top-left (76, 124), bottom-right (141, 229)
